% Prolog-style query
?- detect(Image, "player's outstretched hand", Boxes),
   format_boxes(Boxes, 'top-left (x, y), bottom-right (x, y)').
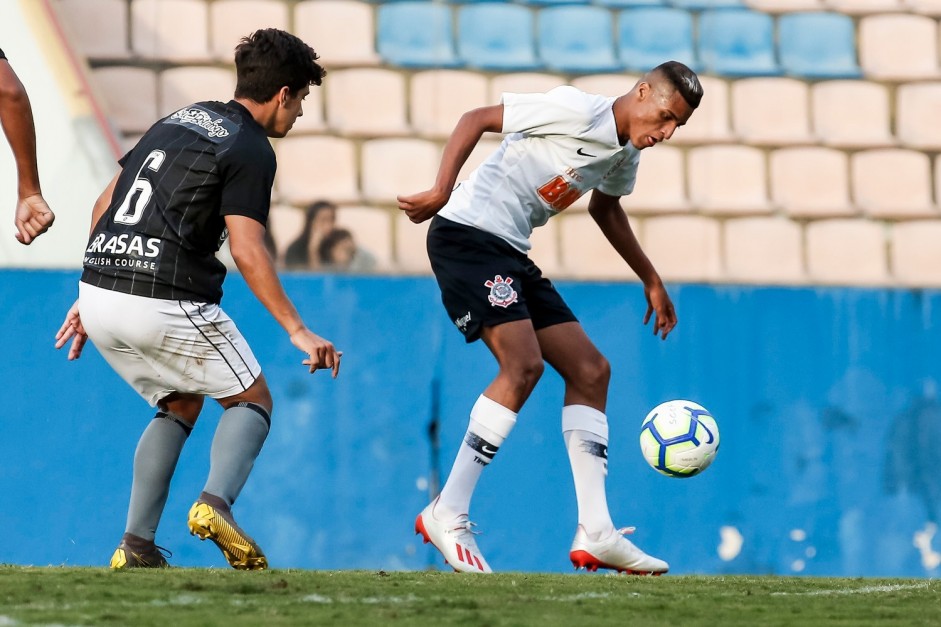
top-left (15, 193), bottom-right (55, 245)
top-left (397, 189), bottom-right (449, 224)
top-left (643, 281), bottom-right (677, 340)
top-left (291, 328), bottom-right (342, 378)
top-left (55, 300), bottom-right (88, 360)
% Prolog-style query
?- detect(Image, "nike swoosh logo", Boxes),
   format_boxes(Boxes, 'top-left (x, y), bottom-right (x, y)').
top-left (481, 445), bottom-right (498, 456)
top-left (577, 148), bottom-right (596, 157)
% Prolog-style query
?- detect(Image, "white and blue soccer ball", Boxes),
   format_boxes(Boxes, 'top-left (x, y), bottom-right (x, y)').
top-left (639, 400), bottom-right (719, 478)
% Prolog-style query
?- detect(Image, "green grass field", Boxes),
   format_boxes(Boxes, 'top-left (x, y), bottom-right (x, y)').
top-left (1, 567), bottom-right (939, 626)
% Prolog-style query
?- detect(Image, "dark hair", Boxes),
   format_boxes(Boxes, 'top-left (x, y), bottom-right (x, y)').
top-left (284, 200), bottom-right (338, 267)
top-left (234, 28), bottom-right (326, 102)
top-left (318, 228), bottom-right (354, 265)
top-left (651, 61), bottom-right (703, 110)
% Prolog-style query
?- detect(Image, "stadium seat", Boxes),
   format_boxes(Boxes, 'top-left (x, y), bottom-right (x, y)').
top-left (641, 215), bottom-right (722, 282)
top-left (394, 212), bottom-right (432, 273)
top-left (826, 0), bottom-right (905, 14)
top-left (266, 204), bottom-right (304, 264)
top-left (778, 13), bottom-right (861, 79)
top-left (324, 69), bottom-right (408, 136)
top-left (336, 206), bottom-right (394, 269)
top-left (858, 14), bottom-right (940, 80)
top-left (490, 73), bottom-right (567, 101)
top-left (811, 81), bottom-right (894, 148)
top-left (295, 1), bottom-right (380, 66)
top-left (744, 0), bottom-right (824, 10)
top-left (892, 220), bottom-right (941, 287)
top-left (209, 0), bottom-right (289, 61)
top-left (529, 218), bottom-right (561, 275)
top-left (731, 78), bottom-right (812, 145)
top-left (897, 83), bottom-right (941, 150)
top-left (687, 145), bottom-right (771, 214)
top-left (517, 0), bottom-right (593, 6)
top-left (697, 9), bottom-right (779, 77)
top-left (623, 145), bottom-right (690, 213)
top-left (377, 3), bottom-right (460, 68)
top-left (805, 219), bottom-right (888, 285)
top-left (592, 0), bottom-right (668, 7)
top-left (906, 0), bottom-right (941, 16)
top-left (536, 7), bottom-right (621, 73)
top-left (770, 147), bottom-right (853, 218)
top-left (159, 67), bottom-right (236, 118)
top-left (617, 8), bottom-right (697, 72)
top-left (457, 4), bottom-right (540, 71)
top-left (411, 71), bottom-right (489, 138)
top-left (852, 149), bottom-right (936, 218)
top-left (93, 67), bottom-right (158, 134)
top-left (275, 136), bottom-right (359, 204)
top-left (559, 213), bottom-right (642, 280)
top-left (571, 74), bottom-right (641, 98)
top-left (361, 138), bottom-right (441, 203)
top-left (57, 0), bottom-right (129, 59)
top-left (669, 0), bottom-right (744, 8)
top-left (131, 0), bottom-right (211, 62)
top-left (671, 75), bottom-right (733, 144)
top-left (724, 217), bottom-right (804, 284)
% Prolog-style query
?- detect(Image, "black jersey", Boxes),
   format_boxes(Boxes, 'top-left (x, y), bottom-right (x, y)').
top-left (81, 100), bottom-right (275, 303)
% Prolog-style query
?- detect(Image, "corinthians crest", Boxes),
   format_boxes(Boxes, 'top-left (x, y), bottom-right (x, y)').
top-left (484, 275), bottom-right (518, 308)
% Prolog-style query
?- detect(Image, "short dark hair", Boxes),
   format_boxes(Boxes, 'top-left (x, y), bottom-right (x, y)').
top-left (234, 28), bottom-right (326, 102)
top-left (652, 61), bottom-right (703, 110)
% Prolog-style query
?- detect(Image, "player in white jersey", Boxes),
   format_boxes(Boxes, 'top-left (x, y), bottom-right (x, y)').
top-left (399, 61), bottom-right (702, 574)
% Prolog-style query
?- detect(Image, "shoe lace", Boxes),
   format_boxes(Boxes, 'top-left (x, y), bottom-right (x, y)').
top-left (617, 526), bottom-right (636, 537)
top-left (155, 545), bottom-right (172, 559)
top-left (451, 517), bottom-right (482, 536)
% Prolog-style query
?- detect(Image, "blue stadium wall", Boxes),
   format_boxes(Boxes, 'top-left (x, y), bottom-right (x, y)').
top-left (2, 270), bottom-right (940, 577)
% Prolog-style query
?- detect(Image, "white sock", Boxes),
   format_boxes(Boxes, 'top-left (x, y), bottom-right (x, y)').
top-left (436, 395), bottom-right (517, 519)
top-left (563, 405), bottom-right (615, 538)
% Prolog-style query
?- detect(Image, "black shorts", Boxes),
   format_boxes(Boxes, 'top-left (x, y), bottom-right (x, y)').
top-left (427, 216), bottom-right (577, 343)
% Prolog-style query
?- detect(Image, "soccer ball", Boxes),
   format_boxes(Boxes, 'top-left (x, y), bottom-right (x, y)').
top-left (639, 400), bottom-right (719, 478)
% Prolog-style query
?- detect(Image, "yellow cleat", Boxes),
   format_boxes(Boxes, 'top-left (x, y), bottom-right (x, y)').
top-left (187, 497), bottom-right (268, 571)
top-left (109, 539), bottom-right (170, 569)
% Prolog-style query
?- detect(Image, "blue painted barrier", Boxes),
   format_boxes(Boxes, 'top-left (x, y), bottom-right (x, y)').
top-left (2, 271), bottom-right (939, 576)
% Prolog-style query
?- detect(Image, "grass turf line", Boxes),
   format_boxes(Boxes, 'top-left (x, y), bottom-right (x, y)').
top-left (1, 567), bottom-right (939, 626)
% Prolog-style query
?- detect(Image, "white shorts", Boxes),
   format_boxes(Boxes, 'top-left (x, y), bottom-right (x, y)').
top-left (78, 282), bottom-right (262, 407)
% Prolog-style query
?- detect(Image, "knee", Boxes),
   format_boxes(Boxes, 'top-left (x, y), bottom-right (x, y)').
top-left (507, 356), bottom-right (545, 393)
top-left (574, 354), bottom-right (610, 393)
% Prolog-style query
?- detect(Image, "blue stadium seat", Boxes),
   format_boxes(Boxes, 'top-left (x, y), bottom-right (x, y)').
top-left (618, 7), bottom-right (696, 72)
top-left (697, 9), bottom-right (780, 76)
top-left (537, 6), bottom-right (621, 73)
top-left (377, 3), bottom-right (461, 68)
top-left (518, 0), bottom-right (590, 6)
top-left (458, 4), bottom-right (540, 71)
top-left (669, 0), bottom-right (743, 8)
top-left (779, 12), bottom-right (862, 79)
top-left (593, 0), bottom-right (666, 7)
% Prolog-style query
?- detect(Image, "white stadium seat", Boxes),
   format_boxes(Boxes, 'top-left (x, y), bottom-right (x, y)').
top-left (812, 81), bottom-right (894, 148)
top-left (688, 145), bottom-right (771, 214)
top-left (93, 67), bottom-right (159, 134)
top-left (851, 149), bottom-right (937, 218)
top-left (558, 212), bottom-right (640, 280)
top-left (858, 14), bottom-right (940, 80)
top-left (732, 78), bottom-right (813, 146)
top-left (724, 217), bottom-right (804, 284)
top-left (336, 206), bottom-right (394, 270)
top-left (361, 139), bottom-right (441, 204)
top-left (411, 71), bottom-right (489, 139)
top-left (159, 67), bottom-right (236, 118)
top-left (209, 0), bottom-right (289, 61)
top-left (896, 82), bottom-right (941, 150)
top-left (57, 0), bottom-right (129, 60)
top-left (275, 136), bottom-right (359, 204)
top-left (641, 215), bottom-right (723, 283)
top-left (806, 219), bottom-right (888, 285)
top-left (325, 69), bottom-right (408, 136)
top-left (131, 0), bottom-right (212, 62)
top-left (770, 147), bottom-right (854, 218)
top-left (295, 0), bottom-right (380, 67)
top-left (891, 220), bottom-right (941, 286)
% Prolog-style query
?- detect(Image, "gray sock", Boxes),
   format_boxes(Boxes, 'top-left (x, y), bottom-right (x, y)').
top-left (125, 412), bottom-right (194, 541)
top-left (202, 403), bottom-right (270, 506)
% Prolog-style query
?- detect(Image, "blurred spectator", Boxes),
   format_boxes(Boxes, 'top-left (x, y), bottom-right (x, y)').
top-left (284, 200), bottom-right (337, 269)
top-left (318, 227), bottom-right (376, 273)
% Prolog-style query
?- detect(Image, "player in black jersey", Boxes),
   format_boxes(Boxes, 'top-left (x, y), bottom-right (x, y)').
top-left (55, 29), bottom-right (339, 570)
top-left (0, 47), bottom-right (56, 244)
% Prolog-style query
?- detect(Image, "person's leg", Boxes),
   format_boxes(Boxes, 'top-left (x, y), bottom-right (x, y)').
top-left (537, 321), bottom-right (668, 574)
top-left (537, 322), bottom-right (614, 538)
top-left (435, 320), bottom-right (542, 519)
top-left (187, 375), bottom-right (272, 570)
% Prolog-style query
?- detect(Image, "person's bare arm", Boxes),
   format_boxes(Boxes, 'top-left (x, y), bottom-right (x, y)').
top-left (397, 104), bottom-right (504, 223)
top-left (588, 189), bottom-right (677, 339)
top-left (0, 59), bottom-right (54, 244)
top-left (226, 214), bottom-right (341, 377)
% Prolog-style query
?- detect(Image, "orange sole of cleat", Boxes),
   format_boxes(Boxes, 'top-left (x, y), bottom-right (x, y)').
top-left (415, 514), bottom-right (431, 544)
top-left (569, 550), bottom-right (663, 576)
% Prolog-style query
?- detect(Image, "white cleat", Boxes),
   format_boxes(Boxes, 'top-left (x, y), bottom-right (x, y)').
top-left (569, 525), bottom-right (669, 575)
top-left (415, 498), bottom-right (492, 573)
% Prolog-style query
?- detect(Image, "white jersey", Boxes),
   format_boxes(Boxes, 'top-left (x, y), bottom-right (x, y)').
top-left (439, 86), bottom-right (641, 253)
